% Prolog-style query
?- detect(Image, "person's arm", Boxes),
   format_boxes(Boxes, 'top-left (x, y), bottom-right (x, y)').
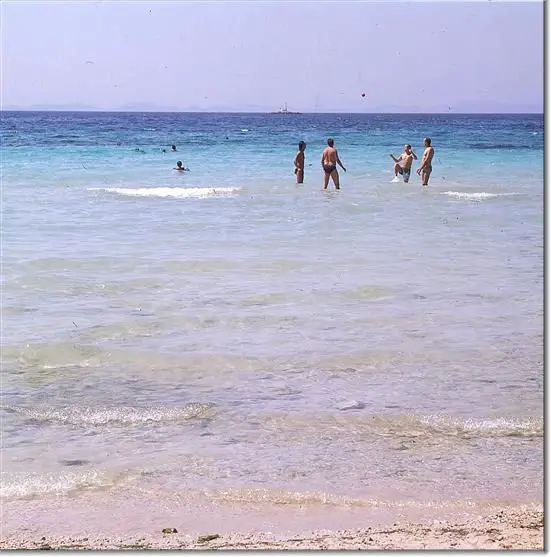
top-left (294, 152), bottom-right (300, 169)
top-left (411, 151), bottom-right (418, 160)
top-left (417, 152), bottom-right (427, 174)
top-left (389, 153), bottom-right (400, 163)
top-left (336, 151), bottom-right (346, 171)
top-left (321, 151), bottom-right (325, 166)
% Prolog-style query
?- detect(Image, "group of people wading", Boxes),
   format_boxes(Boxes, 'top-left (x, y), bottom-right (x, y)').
top-left (294, 137), bottom-right (435, 189)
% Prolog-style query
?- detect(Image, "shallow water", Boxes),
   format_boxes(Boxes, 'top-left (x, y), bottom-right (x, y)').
top-left (1, 111), bottom-right (543, 510)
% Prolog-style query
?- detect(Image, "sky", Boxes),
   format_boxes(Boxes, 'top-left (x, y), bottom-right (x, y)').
top-left (1, 0), bottom-right (544, 113)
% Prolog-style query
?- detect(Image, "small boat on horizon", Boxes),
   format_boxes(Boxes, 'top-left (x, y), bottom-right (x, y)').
top-left (270, 102), bottom-right (300, 115)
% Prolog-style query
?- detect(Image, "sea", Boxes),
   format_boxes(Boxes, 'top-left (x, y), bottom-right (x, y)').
top-left (1, 111), bottom-right (544, 534)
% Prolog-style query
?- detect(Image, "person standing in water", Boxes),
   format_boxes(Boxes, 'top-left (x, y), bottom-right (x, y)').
top-left (294, 141), bottom-right (306, 184)
top-left (417, 137), bottom-right (434, 186)
top-left (321, 138), bottom-right (346, 190)
top-left (389, 144), bottom-right (417, 183)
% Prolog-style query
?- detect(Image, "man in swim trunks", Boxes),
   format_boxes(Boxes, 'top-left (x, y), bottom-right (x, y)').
top-left (321, 138), bottom-right (346, 190)
top-left (294, 141), bottom-right (306, 184)
top-left (417, 137), bottom-right (434, 186)
top-left (389, 144), bottom-right (417, 183)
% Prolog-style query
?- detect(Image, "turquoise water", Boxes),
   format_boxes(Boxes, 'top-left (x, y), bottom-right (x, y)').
top-left (1, 112), bottom-right (543, 513)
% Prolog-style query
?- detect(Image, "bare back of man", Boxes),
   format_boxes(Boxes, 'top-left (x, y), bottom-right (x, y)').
top-left (321, 138), bottom-right (346, 189)
top-left (294, 141), bottom-right (306, 184)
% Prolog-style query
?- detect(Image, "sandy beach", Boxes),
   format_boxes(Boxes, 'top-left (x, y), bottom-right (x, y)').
top-left (1, 494), bottom-right (543, 550)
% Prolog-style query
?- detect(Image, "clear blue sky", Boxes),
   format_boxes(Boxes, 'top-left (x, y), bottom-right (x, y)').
top-left (1, 1), bottom-right (543, 112)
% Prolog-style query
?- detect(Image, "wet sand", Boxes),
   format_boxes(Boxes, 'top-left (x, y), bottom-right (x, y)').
top-left (0, 493), bottom-right (543, 550)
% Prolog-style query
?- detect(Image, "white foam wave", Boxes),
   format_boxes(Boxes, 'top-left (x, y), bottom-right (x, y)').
top-left (9, 403), bottom-right (216, 426)
top-left (441, 191), bottom-right (519, 201)
top-left (201, 488), bottom-right (366, 507)
top-left (89, 187), bottom-right (240, 198)
top-left (419, 415), bottom-right (542, 435)
top-left (196, 488), bottom-right (496, 510)
top-left (0, 470), bottom-right (124, 499)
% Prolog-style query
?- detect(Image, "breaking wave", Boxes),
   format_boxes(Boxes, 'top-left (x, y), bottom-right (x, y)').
top-left (88, 186), bottom-right (241, 198)
top-left (440, 191), bottom-right (520, 201)
top-left (6, 403), bottom-right (217, 426)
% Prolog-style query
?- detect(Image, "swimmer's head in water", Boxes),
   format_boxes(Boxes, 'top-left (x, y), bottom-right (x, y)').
top-left (172, 145), bottom-right (177, 150)
top-left (327, 138), bottom-right (334, 147)
top-left (176, 161), bottom-right (183, 167)
top-left (298, 141), bottom-right (306, 151)
top-left (424, 137), bottom-right (431, 146)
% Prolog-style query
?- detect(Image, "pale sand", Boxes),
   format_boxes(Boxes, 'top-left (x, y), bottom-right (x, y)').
top-left (0, 496), bottom-right (543, 550)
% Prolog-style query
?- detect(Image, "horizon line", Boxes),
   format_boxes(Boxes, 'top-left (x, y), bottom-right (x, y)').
top-left (0, 109), bottom-right (543, 115)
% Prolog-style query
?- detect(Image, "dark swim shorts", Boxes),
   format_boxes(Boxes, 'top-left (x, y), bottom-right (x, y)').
top-left (398, 166), bottom-right (411, 182)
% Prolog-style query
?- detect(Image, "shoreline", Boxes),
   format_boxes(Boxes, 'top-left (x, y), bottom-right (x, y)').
top-left (1, 508), bottom-right (543, 550)
top-left (1, 494), bottom-right (543, 550)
